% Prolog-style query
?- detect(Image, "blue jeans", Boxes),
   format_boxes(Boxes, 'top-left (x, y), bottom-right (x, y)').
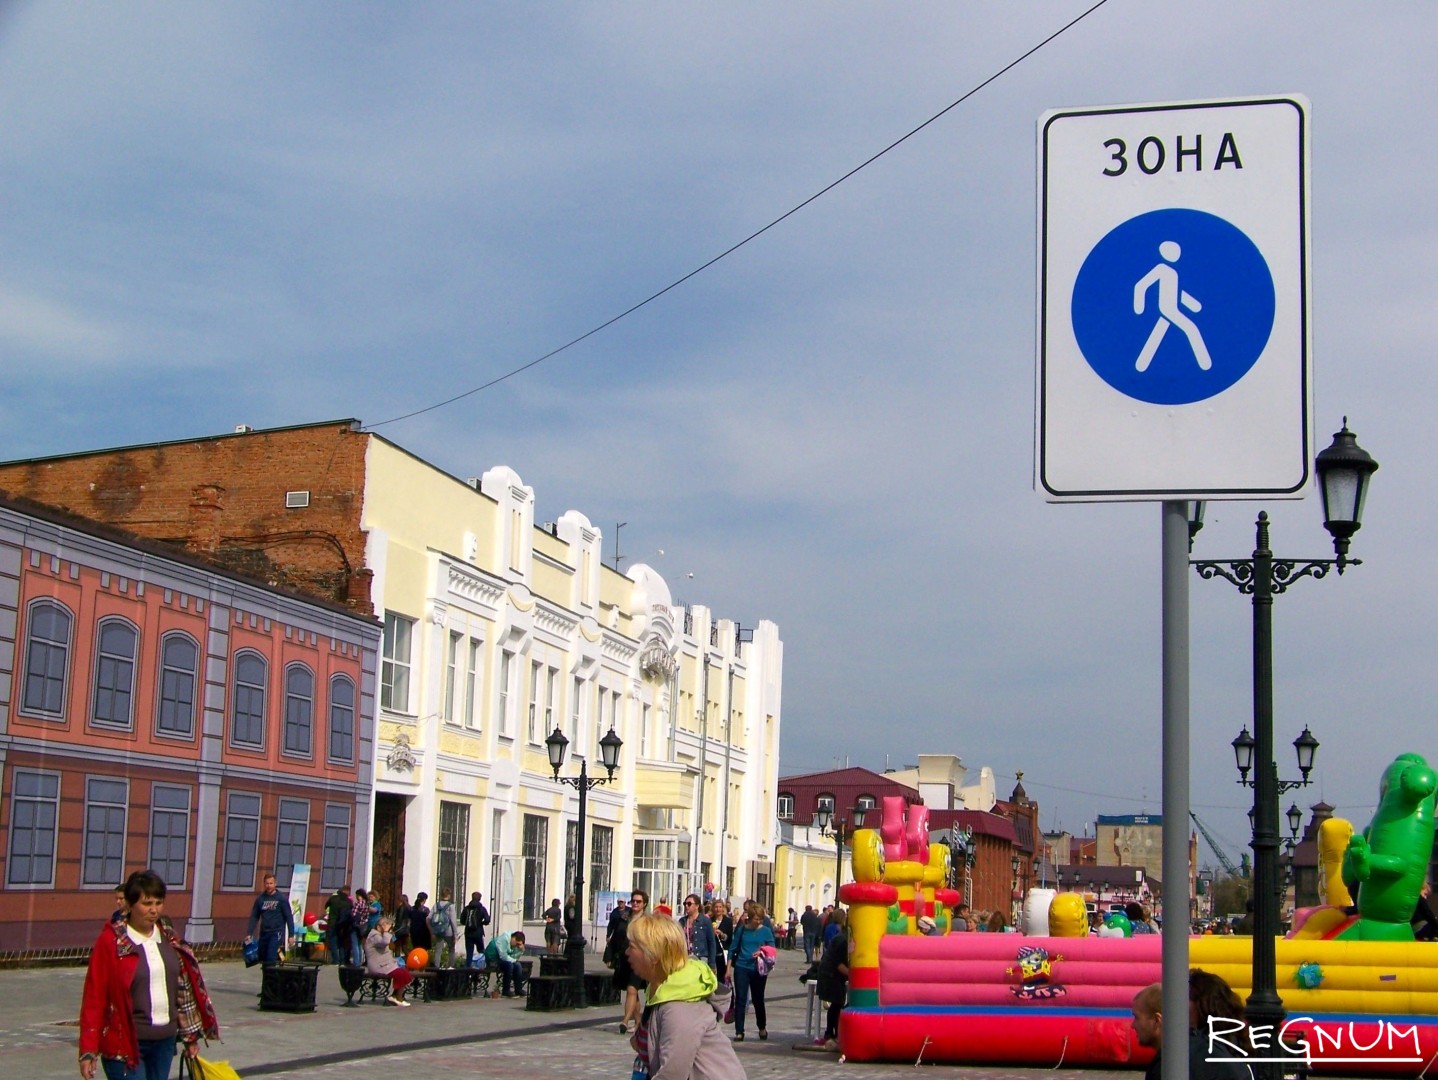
top-left (495, 957), bottom-right (524, 995)
top-left (101, 1036), bottom-right (177, 1080)
top-left (349, 930), bottom-right (365, 966)
top-left (258, 930), bottom-right (283, 964)
top-left (731, 966), bottom-right (767, 1036)
top-left (802, 931), bottom-right (818, 963)
top-left (465, 934), bottom-right (485, 964)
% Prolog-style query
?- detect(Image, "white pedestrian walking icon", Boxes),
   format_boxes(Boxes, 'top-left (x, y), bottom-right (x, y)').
top-left (1133, 240), bottom-right (1212, 372)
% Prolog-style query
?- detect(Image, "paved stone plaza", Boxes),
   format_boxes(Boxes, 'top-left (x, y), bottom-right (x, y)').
top-left (9, 946), bottom-right (1135, 1079)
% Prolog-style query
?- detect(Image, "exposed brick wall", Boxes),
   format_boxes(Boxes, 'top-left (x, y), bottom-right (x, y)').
top-left (0, 422), bottom-right (373, 614)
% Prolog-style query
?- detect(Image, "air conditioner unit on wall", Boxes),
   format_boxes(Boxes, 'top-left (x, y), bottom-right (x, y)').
top-left (285, 491), bottom-right (311, 509)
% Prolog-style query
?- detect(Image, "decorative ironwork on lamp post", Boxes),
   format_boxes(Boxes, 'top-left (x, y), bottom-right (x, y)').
top-left (1191, 419), bottom-right (1376, 1080)
top-left (946, 826), bottom-right (975, 910)
top-left (546, 724), bottom-right (623, 978)
top-left (814, 803), bottom-right (869, 897)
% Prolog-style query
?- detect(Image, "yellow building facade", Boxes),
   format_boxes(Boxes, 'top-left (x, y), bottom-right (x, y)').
top-left (363, 441), bottom-right (784, 944)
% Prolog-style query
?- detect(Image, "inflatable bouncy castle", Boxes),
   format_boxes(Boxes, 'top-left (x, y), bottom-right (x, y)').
top-left (837, 755), bottom-right (1438, 1076)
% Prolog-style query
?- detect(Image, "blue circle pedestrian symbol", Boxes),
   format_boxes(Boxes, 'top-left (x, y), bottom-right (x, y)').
top-left (1070, 208), bottom-right (1275, 406)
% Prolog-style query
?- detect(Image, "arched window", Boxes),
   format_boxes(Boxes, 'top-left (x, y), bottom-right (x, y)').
top-left (328, 675), bottom-right (356, 764)
top-left (283, 663), bottom-right (314, 756)
top-left (156, 633), bottom-right (199, 738)
top-left (231, 651), bottom-right (268, 748)
top-left (776, 793), bottom-right (795, 820)
top-left (21, 599), bottom-right (72, 718)
top-left (92, 617), bottom-right (139, 729)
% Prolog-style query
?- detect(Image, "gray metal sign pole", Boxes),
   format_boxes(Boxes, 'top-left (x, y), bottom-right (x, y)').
top-left (1161, 500), bottom-right (1192, 1080)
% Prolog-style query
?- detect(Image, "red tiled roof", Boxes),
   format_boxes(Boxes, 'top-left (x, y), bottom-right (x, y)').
top-left (929, 808), bottom-right (1019, 843)
top-left (777, 767), bottom-right (920, 826)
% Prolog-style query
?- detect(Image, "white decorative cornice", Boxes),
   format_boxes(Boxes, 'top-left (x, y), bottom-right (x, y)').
top-left (535, 604), bottom-right (577, 639)
top-left (447, 563), bottom-right (505, 607)
top-left (602, 633), bottom-right (638, 663)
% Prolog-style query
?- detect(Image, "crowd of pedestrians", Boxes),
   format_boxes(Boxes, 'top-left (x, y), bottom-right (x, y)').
top-left (79, 867), bottom-right (847, 1080)
top-left (600, 889), bottom-right (857, 1076)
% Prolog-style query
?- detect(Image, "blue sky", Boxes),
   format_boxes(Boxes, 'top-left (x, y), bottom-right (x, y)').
top-left (1, 2), bottom-right (1434, 866)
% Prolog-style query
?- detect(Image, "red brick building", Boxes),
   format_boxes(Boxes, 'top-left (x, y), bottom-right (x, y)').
top-left (0, 494), bottom-right (379, 949)
top-left (0, 419), bottom-right (375, 615)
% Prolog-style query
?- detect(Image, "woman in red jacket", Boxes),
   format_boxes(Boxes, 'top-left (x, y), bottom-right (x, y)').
top-left (79, 869), bottom-right (219, 1080)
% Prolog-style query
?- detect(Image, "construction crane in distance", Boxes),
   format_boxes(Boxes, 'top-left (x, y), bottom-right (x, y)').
top-left (1190, 812), bottom-right (1250, 878)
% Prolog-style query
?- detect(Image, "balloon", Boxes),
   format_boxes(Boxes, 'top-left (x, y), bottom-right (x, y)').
top-left (303, 912), bottom-right (319, 927)
top-left (406, 948), bottom-right (429, 970)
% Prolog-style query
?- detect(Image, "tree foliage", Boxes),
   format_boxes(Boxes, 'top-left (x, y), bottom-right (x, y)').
top-left (1210, 872), bottom-right (1251, 916)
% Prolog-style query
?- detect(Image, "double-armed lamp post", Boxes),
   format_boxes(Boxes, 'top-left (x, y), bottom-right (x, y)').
top-left (815, 803), bottom-right (868, 896)
top-left (546, 724), bottom-right (623, 978)
top-left (1191, 420), bottom-right (1377, 1080)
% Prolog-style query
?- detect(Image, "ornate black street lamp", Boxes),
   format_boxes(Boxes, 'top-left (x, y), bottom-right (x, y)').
top-left (815, 803), bottom-right (869, 895)
top-left (547, 724), bottom-right (623, 977)
top-left (1192, 419), bottom-right (1377, 1080)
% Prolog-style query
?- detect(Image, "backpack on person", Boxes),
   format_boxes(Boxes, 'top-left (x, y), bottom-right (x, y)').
top-left (430, 901), bottom-right (453, 936)
top-left (463, 902), bottom-right (487, 934)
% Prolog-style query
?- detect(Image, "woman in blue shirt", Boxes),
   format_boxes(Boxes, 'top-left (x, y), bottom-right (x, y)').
top-left (728, 902), bottom-right (776, 1041)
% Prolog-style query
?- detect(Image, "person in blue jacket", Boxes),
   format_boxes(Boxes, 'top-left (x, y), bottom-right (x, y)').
top-left (245, 874), bottom-right (296, 965)
top-left (678, 893), bottom-right (717, 970)
top-left (728, 901), bottom-right (776, 1042)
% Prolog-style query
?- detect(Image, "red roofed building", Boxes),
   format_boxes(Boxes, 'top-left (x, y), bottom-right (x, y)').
top-left (773, 767), bottom-right (920, 916)
top-left (776, 766), bottom-right (920, 827)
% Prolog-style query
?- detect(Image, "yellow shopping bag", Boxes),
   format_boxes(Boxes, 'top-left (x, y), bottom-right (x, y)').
top-left (190, 1055), bottom-right (243, 1080)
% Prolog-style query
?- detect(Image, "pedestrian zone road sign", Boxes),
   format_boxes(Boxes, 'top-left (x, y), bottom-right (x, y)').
top-left (1036, 95), bottom-right (1311, 501)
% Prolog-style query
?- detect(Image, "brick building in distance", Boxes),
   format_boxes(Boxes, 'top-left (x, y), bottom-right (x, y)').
top-left (0, 493), bottom-right (378, 948)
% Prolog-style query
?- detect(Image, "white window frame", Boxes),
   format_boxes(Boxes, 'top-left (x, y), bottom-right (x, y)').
top-left (90, 617), bottom-right (139, 731)
top-left (527, 660), bottom-right (543, 744)
top-left (221, 791), bottom-right (262, 890)
top-left (319, 803), bottom-right (351, 892)
top-left (543, 666), bottom-right (557, 736)
top-left (230, 650), bottom-right (268, 750)
top-left (6, 768), bottom-right (60, 887)
top-left (20, 599), bottom-right (72, 720)
top-left (149, 783), bottom-right (192, 888)
top-left (155, 631), bottom-right (199, 740)
top-left (81, 775), bottom-right (130, 886)
top-left (498, 650), bottom-right (514, 739)
top-left (327, 674), bottom-right (356, 765)
top-left (380, 611), bottom-right (415, 713)
top-left (274, 797), bottom-right (310, 889)
top-left (464, 639), bottom-right (482, 731)
top-left (443, 631), bottom-right (461, 725)
top-left (282, 662), bottom-right (315, 759)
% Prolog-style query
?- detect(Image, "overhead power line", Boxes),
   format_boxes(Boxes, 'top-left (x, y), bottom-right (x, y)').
top-left (370, 0), bottom-right (1113, 429)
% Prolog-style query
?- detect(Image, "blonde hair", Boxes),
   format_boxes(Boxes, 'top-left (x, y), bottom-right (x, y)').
top-left (626, 912), bottom-right (689, 985)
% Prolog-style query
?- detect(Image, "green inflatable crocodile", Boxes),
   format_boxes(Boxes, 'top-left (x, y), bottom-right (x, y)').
top-left (1339, 752), bottom-right (1437, 941)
